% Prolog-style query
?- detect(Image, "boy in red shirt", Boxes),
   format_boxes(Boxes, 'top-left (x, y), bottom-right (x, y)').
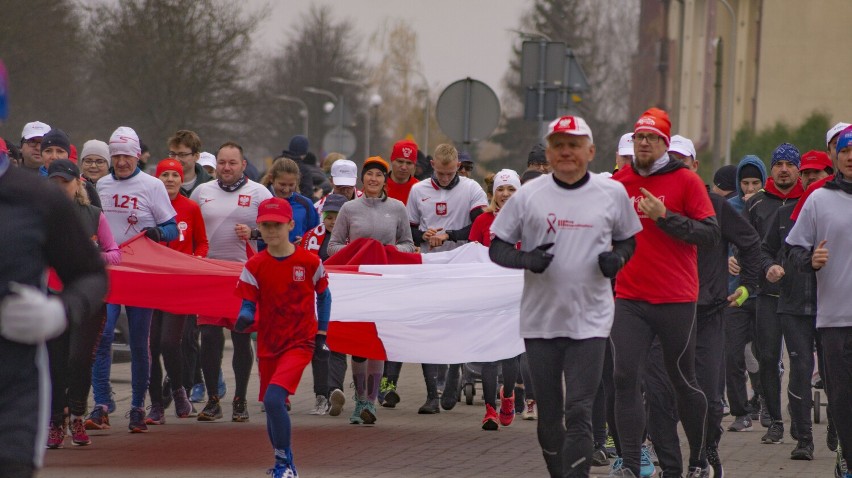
top-left (235, 197), bottom-right (331, 478)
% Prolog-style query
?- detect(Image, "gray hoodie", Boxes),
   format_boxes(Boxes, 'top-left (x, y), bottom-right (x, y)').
top-left (328, 195), bottom-right (415, 255)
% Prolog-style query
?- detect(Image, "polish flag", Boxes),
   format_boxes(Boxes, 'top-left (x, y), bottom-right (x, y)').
top-left (107, 236), bottom-right (525, 363)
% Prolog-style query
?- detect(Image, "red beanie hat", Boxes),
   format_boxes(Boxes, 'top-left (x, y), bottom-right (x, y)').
top-left (634, 108), bottom-right (672, 145)
top-left (156, 158), bottom-right (184, 182)
top-left (391, 140), bottom-right (418, 162)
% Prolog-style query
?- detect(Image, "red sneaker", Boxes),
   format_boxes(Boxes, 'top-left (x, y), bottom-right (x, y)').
top-left (499, 386), bottom-right (515, 427)
top-left (70, 417), bottom-right (91, 446)
top-left (482, 404), bottom-right (499, 431)
top-left (46, 420), bottom-right (65, 449)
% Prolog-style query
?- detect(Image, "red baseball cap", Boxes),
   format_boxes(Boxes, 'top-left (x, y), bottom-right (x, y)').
top-left (391, 140), bottom-right (418, 162)
top-left (257, 197), bottom-right (293, 224)
top-left (545, 116), bottom-right (594, 143)
top-left (799, 150), bottom-right (833, 172)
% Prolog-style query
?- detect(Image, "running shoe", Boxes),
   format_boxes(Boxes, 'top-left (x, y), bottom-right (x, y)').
top-left (608, 458), bottom-right (637, 477)
top-left (328, 389), bottom-right (345, 417)
top-left (440, 389), bottom-right (458, 411)
top-left (309, 395), bottom-right (330, 415)
top-left (828, 420), bottom-right (839, 452)
top-left (84, 405), bottom-right (111, 430)
top-left (721, 398), bottom-right (730, 417)
top-left (706, 445), bottom-right (723, 477)
top-left (128, 407), bottom-right (148, 433)
top-left (761, 420), bottom-right (784, 444)
top-left (686, 465), bottom-right (710, 478)
top-left (791, 438), bottom-right (814, 460)
top-left (232, 397), bottom-right (249, 422)
top-left (498, 386), bottom-right (515, 427)
top-left (745, 394), bottom-right (760, 421)
top-left (640, 444), bottom-right (657, 477)
top-left (645, 442), bottom-right (659, 465)
top-left (482, 404), bottom-right (498, 431)
top-left (349, 398), bottom-right (365, 425)
top-left (161, 377), bottom-right (173, 410)
top-left (591, 444), bottom-right (609, 467)
top-left (727, 415), bottom-right (752, 432)
top-left (197, 396), bottom-right (223, 421)
top-left (173, 387), bottom-right (195, 418)
top-left (189, 383), bottom-right (206, 403)
top-left (514, 386), bottom-right (525, 414)
top-left (522, 399), bottom-right (537, 420)
top-left (70, 416), bottom-right (91, 446)
top-left (268, 461), bottom-right (298, 478)
top-left (836, 446), bottom-right (849, 478)
top-left (377, 377), bottom-right (388, 405)
top-left (604, 434), bottom-right (618, 458)
top-left (417, 398), bottom-right (440, 414)
top-left (382, 381), bottom-right (400, 409)
top-left (218, 370), bottom-right (227, 399)
top-left (46, 420), bottom-right (65, 449)
top-left (144, 403), bottom-right (165, 425)
top-left (360, 400), bottom-right (377, 425)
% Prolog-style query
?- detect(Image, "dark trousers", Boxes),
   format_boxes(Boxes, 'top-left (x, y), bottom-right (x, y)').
top-left (780, 313), bottom-right (817, 437)
top-left (384, 360), bottom-right (403, 384)
top-left (602, 340), bottom-right (620, 456)
top-left (180, 315), bottom-right (203, 391)
top-left (199, 325), bottom-right (253, 401)
top-left (481, 356), bottom-right (520, 408)
top-left (149, 311), bottom-right (188, 405)
top-left (645, 338), bottom-right (682, 478)
top-left (327, 351), bottom-right (348, 392)
top-left (519, 353), bottom-right (535, 400)
top-left (724, 300), bottom-right (756, 417)
top-left (611, 300), bottom-right (708, 475)
top-left (820, 327), bottom-right (852, 466)
top-left (755, 296), bottom-right (783, 421)
top-left (47, 303), bottom-right (105, 421)
top-left (526, 337), bottom-right (606, 478)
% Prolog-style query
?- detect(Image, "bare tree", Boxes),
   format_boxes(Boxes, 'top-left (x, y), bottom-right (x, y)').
top-left (84, 0), bottom-right (265, 157)
top-left (0, 0), bottom-right (89, 141)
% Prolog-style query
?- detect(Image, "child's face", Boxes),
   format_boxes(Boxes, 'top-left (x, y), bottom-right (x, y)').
top-left (258, 220), bottom-right (295, 247)
top-left (323, 211), bottom-right (338, 232)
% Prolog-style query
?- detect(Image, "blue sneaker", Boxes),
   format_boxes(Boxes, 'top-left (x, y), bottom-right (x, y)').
top-left (189, 383), bottom-right (206, 403)
top-left (640, 445), bottom-right (657, 477)
top-left (107, 388), bottom-right (116, 414)
top-left (127, 407), bottom-right (148, 433)
top-left (218, 370), bottom-right (227, 399)
top-left (608, 457), bottom-right (638, 477)
top-left (268, 449), bottom-right (298, 478)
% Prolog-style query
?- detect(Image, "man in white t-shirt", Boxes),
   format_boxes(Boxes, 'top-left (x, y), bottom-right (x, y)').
top-left (490, 116), bottom-right (642, 478)
top-left (90, 126), bottom-right (178, 434)
top-left (406, 143), bottom-right (488, 415)
top-left (190, 141), bottom-right (272, 423)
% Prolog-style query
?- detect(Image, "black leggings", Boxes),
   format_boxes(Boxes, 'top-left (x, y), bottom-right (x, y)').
top-left (526, 337), bottom-right (606, 478)
top-left (481, 355), bottom-right (520, 408)
top-left (384, 360), bottom-right (403, 385)
top-left (47, 303), bottom-right (105, 422)
top-left (755, 295), bottom-right (784, 421)
top-left (780, 313), bottom-right (817, 435)
top-left (199, 325), bottom-right (253, 401)
top-left (149, 311), bottom-right (188, 405)
top-left (611, 299), bottom-right (708, 475)
top-left (820, 327), bottom-right (852, 467)
top-left (180, 315), bottom-right (203, 391)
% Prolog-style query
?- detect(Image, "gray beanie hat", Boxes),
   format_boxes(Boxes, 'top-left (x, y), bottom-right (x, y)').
top-left (80, 139), bottom-right (111, 165)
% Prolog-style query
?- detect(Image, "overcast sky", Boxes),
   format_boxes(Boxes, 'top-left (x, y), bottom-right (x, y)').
top-left (249, 0), bottom-right (530, 96)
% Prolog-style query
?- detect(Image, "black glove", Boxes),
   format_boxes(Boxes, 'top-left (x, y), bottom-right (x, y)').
top-left (234, 314), bottom-right (254, 333)
top-left (314, 333), bottom-right (330, 360)
top-left (523, 242), bottom-right (555, 273)
top-left (142, 227), bottom-right (162, 242)
top-left (598, 251), bottom-right (625, 279)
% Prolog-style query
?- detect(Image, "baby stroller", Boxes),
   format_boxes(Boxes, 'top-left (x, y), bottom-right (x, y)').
top-left (460, 362), bottom-right (502, 405)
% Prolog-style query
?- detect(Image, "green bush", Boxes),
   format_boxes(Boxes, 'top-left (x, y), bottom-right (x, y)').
top-left (731, 111), bottom-right (831, 165)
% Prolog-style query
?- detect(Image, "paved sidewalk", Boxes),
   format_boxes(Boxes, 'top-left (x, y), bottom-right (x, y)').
top-left (39, 346), bottom-right (837, 477)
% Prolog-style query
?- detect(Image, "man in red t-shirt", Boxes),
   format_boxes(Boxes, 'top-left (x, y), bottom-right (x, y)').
top-left (610, 108), bottom-right (720, 478)
top-left (385, 139), bottom-right (420, 205)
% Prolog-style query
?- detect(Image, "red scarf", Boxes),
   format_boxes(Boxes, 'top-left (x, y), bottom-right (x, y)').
top-left (763, 177), bottom-right (804, 200)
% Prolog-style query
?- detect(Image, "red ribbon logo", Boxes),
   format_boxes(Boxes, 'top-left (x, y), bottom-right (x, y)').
top-left (546, 213), bottom-right (557, 234)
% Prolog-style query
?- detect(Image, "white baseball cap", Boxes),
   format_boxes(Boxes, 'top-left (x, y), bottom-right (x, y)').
top-left (617, 132), bottom-right (634, 156)
top-left (669, 135), bottom-right (697, 159)
top-left (21, 121), bottom-right (51, 141)
top-left (198, 152), bottom-right (216, 169)
top-left (826, 122), bottom-right (851, 147)
top-left (545, 116), bottom-right (594, 144)
top-left (331, 159), bottom-right (357, 186)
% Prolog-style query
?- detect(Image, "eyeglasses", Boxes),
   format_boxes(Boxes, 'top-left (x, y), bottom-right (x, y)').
top-left (82, 158), bottom-right (108, 166)
top-left (458, 164), bottom-right (473, 172)
top-left (168, 151), bottom-right (195, 159)
top-left (633, 134), bottom-right (661, 144)
top-left (24, 139), bottom-right (42, 147)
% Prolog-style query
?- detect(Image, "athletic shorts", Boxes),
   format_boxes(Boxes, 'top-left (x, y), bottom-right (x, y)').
top-left (258, 345), bottom-right (314, 401)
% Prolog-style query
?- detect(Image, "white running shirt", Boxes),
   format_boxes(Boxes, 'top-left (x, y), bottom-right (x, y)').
top-left (406, 176), bottom-right (488, 252)
top-left (190, 180), bottom-right (272, 261)
top-left (97, 171), bottom-right (176, 245)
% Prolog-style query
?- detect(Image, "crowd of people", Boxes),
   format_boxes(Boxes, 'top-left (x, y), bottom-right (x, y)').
top-left (0, 106), bottom-right (850, 478)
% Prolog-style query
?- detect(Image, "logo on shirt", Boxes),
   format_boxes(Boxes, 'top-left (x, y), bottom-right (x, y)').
top-left (238, 195), bottom-right (251, 207)
top-left (436, 202), bottom-right (447, 216)
top-left (545, 213), bottom-right (593, 233)
top-left (420, 196), bottom-right (431, 202)
top-left (631, 195), bottom-right (666, 219)
top-left (293, 266), bottom-right (306, 282)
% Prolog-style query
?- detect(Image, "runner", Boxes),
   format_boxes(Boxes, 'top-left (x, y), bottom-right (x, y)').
top-left (490, 115), bottom-right (641, 477)
top-left (260, 157), bottom-right (319, 245)
top-left (610, 108), bottom-right (720, 478)
top-left (385, 140), bottom-right (420, 205)
top-left (234, 197), bottom-right (331, 478)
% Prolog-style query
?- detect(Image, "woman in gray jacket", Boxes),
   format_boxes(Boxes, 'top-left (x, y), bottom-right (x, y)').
top-left (328, 156), bottom-right (414, 425)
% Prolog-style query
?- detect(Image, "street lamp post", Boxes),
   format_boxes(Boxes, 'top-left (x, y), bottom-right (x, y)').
top-left (303, 86), bottom-right (338, 151)
top-left (277, 95), bottom-right (309, 136)
top-left (365, 93), bottom-right (383, 158)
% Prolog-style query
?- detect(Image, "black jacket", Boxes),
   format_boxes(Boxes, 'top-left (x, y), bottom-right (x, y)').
top-left (180, 163), bottom-right (214, 198)
top-left (762, 202), bottom-right (816, 316)
top-left (698, 188), bottom-right (761, 312)
top-left (745, 189), bottom-right (799, 296)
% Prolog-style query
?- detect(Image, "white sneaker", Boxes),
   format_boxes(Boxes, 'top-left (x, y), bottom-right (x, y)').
top-left (329, 389), bottom-right (346, 417)
top-left (522, 399), bottom-right (537, 420)
top-left (309, 395), bottom-right (330, 415)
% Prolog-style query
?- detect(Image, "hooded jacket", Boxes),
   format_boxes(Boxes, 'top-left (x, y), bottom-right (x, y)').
top-left (728, 155), bottom-right (767, 213)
